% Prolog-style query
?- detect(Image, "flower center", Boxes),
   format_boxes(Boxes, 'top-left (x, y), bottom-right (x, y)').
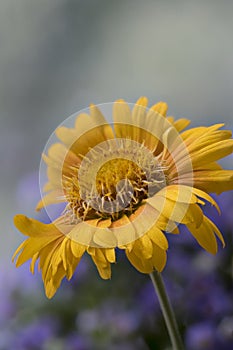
top-left (63, 139), bottom-right (167, 223)
top-left (96, 158), bottom-right (145, 197)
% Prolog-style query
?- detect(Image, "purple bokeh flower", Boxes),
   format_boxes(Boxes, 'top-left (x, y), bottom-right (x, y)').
top-left (185, 322), bottom-right (216, 349)
top-left (65, 333), bottom-right (92, 350)
top-left (9, 317), bottom-right (58, 350)
top-left (76, 300), bottom-right (140, 337)
top-left (0, 264), bottom-right (40, 326)
top-left (185, 274), bottom-right (232, 321)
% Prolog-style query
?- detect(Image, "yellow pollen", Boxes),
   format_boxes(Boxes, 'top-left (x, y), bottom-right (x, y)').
top-left (96, 158), bottom-right (144, 197)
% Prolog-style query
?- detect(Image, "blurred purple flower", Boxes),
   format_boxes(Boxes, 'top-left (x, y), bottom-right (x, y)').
top-left (217, 316), bottom-right (233, 348)
top-left (185, 322), bottom-right (216, 349)
top-left (101, 304), bottom-right (140, 335)
top-left (185, 274), bottom-right (232, 320)
top-left (66, 333), bottom-right (92, 350)
top-left (137, 281), bottom-right (160, 317)
top-left (76, 300), bottom-right (140, 341)
top-left (10, 317), bottom-right (58, 350)
top-left (76, 309), bottom-right (100, 334)
top-left (0, 264), bottom-right (40, 326)
top-left (185, 319), bottom-right (233, 350)
top-left (0, 282), bottom-right (16, 326)
top-left (1, 263), bottom-right (40, 291)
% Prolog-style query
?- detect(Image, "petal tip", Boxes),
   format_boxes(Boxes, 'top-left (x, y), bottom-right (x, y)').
top-left (14, 214), bottom-right (27, 228)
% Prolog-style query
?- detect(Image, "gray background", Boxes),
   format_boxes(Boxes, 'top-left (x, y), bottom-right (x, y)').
top-left (1, 0), bottom-right (233, 264)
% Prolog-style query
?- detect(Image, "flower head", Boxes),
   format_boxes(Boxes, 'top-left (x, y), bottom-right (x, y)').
top-left (13, 97), bottom-right (233, 298)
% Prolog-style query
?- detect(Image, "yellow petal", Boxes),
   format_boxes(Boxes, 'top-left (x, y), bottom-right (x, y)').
top-left (89, 103), bottom-right (108, 124)
top-left (193, 170), bottom-right (233, 194)
top-left (126, 242), bottom-right (167, 274)
top-left (132, 96), bottom-right (148, 125)
top-left (110, 214), bottom-right (136, 247)
top-left (190, 140), bottom-right (233, 167)
top-left (195, 161), bottom-right (222, 171)
top-left (113, 99), bottom-right (132, 138)
top-left (155, 213), bottom-right (177, 233)
top-left (91, 249), bottom-right (111, 279)
top-left (43, 143), bottom-right (80, 177)
top-left (134, 96), bottom-right (148, 108)
top-left (36, 190), bottom-right (65, 211)
top-left (57, 120), bottom-right (114, 158)
top-left (205, 216), bottom-right (225, 247)
top-left (89, 104), bottom-right (115, 139)
top-left (44, 264), bottom-right (66, 299)
top-left (181, 124), bottom-right (225, 142)
top-left (191, 187), bottom-right (220, 213)
top-left (133, 235), bottom-right (153, 260)
top-left (68, 219), bottom-right (99, 246)
top-left (12, 240), bottom-right (27, 262)
top-left (187, 216), bottom-right (218, 254)
top-left (167, 116), bottom-right (174, 124)
top-left (104, 248), bottom-right (116, 263)
top-left (157, 185), bottom-right (197, 204)
top-left (147, 196), bottom-right (203, 226)
top-left (40, 239), bottom-right (63, 282)
top-left (92, 219), bottom-right (116, 247)
top-left (97, 219), bottom-right (112, 228)
top-left (87, 247), bottom-right (107, 264)
top-left (14, 215), bottom-right (62, 237)
top-left (173, 126), bottom-right (232, 171)
top-left (61, 237), bottom-right (70, 271)
top-left (30, 253), bottom-right (39, 274)
top-left (46, 237), bottom-right (67, 276)
top-left (15, 236), bottom-right (61, 267)
top-left (95, 263), bottom-right (111, 279)
top-left (172, 118), bottom-right (190, 132)
top-left (113, 99), bottom-right (132, 123)
top-left (129, 203), bottom-right (161, 242)
top-left (147, 226), bottom-right (169, 250)
top-left (150, 102), bottom-right (168, 117)
top-left (171, 225), bottom-right (180, 234)
top-left (70, 241), bottom-right (86, 258)
top-left (74, 108), bottom-right (114, 140)
top-left (93, 228), bottom-right (117, 248)
top-left (182, 204), bottom-right (203, 227)
top-left (126, 249), bottom-right (153, 274)
top-left (56, 126), bottom-right (79, 148)
top-left (66, 254), bottom-right (80, 280)
top-left (151, 244), bottom-right (167, 272)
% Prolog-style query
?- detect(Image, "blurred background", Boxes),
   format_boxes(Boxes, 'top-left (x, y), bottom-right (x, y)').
top-left (1, 0), bottom-right (233, 349)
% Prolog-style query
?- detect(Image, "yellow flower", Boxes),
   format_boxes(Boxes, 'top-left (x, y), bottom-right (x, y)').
top-left (13, 97), bottom-right (233, 298)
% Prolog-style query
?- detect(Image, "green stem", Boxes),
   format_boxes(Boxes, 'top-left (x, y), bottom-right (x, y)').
top-left (149, 271), bottom-right (184, 350)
